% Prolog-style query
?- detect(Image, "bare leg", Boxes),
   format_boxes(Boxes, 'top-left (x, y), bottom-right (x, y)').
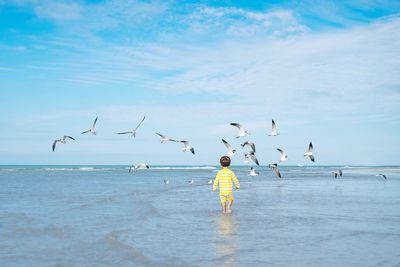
top-left (227, 200), bottom-right (233, 213)
top-left (221, 201), bottom-right (227, 213)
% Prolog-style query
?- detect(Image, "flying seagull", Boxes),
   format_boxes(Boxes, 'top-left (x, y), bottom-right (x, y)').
top-left (244, 151), bottom-right (260, 166)
top-left (241, 141), bottom-right (256, 152)
top-left (222, 139), bottom-right (236, 157)
top-left (180, 141), bottom-right (195, 154)
top-left (115, 115), bottom-right (146, 138)
top-left (230, 123), bottom-right (249, 138)
top-left (52, 135), bottom-right (75, 151)
top-left (304, 142), bottom-right (315, 162)
top-left (249, 167), bottom-right (259, 176)
top-left (155, 133), bottom-right (177, 143)
top-left (269, 163), bottom-right (282, 178)
top-left (129, 163), bottom-right (150, 172)
top-left (268, 119), bottom-right (279, 136)
top-left (376, 173), bottom-right (387, 180)
top-left (277, 148), bottom-right (288, 163)
top-left (81, 116), bottom-right (98, 135)
top-left (332, 170), bottom-right (343, 179)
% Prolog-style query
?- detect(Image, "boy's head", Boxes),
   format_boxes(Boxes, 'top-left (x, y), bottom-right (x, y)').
top-left (220, 156), bottom-right (231, 167)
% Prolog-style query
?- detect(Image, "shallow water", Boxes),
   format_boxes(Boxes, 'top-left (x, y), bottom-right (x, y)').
top-left (1, 165), bottom-right (399, 267)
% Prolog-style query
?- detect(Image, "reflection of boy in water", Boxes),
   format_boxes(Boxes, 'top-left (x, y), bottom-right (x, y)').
top-left (213, 156), bottom-right (240, 213)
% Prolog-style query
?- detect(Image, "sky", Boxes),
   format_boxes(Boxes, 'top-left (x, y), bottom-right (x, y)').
top-left (0, 0), bottom-right (399, 165)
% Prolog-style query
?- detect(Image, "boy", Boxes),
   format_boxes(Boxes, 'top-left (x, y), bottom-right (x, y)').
top-left (213, 156), bottom-right (240, 213)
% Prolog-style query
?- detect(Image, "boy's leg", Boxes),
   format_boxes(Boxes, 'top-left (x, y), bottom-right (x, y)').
top-left (221, 201), bottom-right (227, 213)
top-left (228, 200), bottom-right (233, 210)
top-left (226, 193), bottom-right (234, 213)
top-left (220, 194), bottom-right (227, 213)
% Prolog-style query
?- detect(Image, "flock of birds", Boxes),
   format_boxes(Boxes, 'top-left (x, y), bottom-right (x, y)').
top-left (52, 117), bottom-right (388, 181)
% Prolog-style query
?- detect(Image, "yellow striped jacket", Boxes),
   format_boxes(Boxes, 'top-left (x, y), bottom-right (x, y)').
top-left (213, 167), bottom-right (240, 194)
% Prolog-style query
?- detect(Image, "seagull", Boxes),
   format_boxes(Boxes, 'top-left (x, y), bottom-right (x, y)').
top-left (207, 179), bottom-right (213, 185)
top-left (164, 179), bottom-right (169, 185)
top-left (115, 116), bottom-right (146, 138)
top-left (81, 116), bottom-right (98, 135)
top-left (249, 167), bottom-right (259, 176)
top-left (376, 173), bottom-right (387, 180)
top-left (241, 141), bottom-right (256, 152)
top-left (52, 136), bottom-right (75, 151)
top-left (222, 139), bottom-right (236, 157)
top-left (180, 141), bottom-right (195, 154)
top-left (268, 119), bottom-right (279, 136)
top-left (188, 178), bottom-right (194, 184)
top-left (304, 142), bottom-right (315, 162)
top-left (244, 151), bottom-right (260, 166)
top-left (155, 133), bottom-right (177, 143)
top-left (277, 148), bottom-right (288, 163)
top-left (129, 163), bottom-right (150, 172)
top-left (269, 163), bottom-right (282, 178)
top-left (230, 123), bottom-right (249, 138)
top-left (332, 170), bottom-right (343, 179)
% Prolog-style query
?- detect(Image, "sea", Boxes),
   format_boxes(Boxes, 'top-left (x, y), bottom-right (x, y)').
top-left (0, 165), bottom-right (399, 267)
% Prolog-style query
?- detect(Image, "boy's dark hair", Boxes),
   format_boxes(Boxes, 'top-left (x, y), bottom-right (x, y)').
top-left (220, 156), bottom-right (231, 167)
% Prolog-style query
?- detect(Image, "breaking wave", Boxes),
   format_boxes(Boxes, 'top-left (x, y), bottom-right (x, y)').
top-left (0, 166), bottom-right (217, 172)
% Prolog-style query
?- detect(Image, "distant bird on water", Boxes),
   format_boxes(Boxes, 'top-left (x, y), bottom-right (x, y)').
top-left (188, 178), bottom-right (194, 184)
top-left (52, 136), bottom-right (75, 151)
top-left (164, 179), bottom-right (169, 185)
top-left (376, 173), bottom-right (387, 180)
top-left (268, 119), bottom-right (279, 136)
top-left (207, 179), bottom-right (213, 185)
top-left (304, 142), bottom-right (315, 162)
top-left (115, 115), bottom-right (146, 138)
top-left (222, 139), bottom-right (236, 157)
top-left (249, 167), bottom-right (259, 176)
top-left (332, 170), bottom-right (343, 178)
top-left (230, 123), bottom-right (249, 138)
top-left (81, 116), bottom-right (98, 135)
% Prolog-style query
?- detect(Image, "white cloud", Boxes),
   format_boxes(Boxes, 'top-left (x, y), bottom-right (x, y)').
top-left (33, 2), bottom-right (83, 21)
top-left (17, 15), bottom-right (400, 121)
top-left (143, 17), bottom-right (400, 116)
top-left (184, 6), bottom-right (308, 37)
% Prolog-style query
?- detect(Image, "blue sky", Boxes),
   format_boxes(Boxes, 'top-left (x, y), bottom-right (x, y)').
top-left (0, 0), bottom-right (399, 165)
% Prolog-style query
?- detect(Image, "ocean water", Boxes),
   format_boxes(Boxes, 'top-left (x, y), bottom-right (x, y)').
top-left (1, 165), bottom-right (399, 267)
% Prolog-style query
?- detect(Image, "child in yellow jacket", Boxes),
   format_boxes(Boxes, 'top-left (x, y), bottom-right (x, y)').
top-left (213, 156), bottom-right (240, 213)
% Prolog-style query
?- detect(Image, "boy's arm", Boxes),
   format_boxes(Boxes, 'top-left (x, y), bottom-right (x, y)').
top-left (212, 174), bottom-right (219, 192)
top-left (232, 171), bottom-right (240, 189)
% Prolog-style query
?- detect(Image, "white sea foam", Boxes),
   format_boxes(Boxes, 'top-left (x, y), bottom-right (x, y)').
top-left (150, 166), bottom-right (216, 170)
top-left (0, 168), bottom-right (19, 172)
top-left (79, 167), bottom-right (95, 171)
top-left (43, 168), bottom-right (71, 171)
top-left (32, 166), bottom-right (217, 172)
top-left (41, 167), bottom-right (114, 172)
